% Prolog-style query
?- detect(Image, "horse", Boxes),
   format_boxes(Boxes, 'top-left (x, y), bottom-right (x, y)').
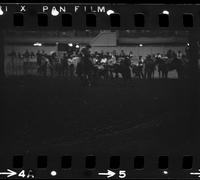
top-left (107, 58), bottom-right (132, 80)
top-left (156, 57), bottom-right (168, 79)
top-left (132, 64), bottom-right (144, 79)
top-left (144, 57), bottom-right (156, 79)
top-left (155, 56), bottom-right (188, 79)
top-left (120, 58), bottom-right (132, 80)
top-left (167, 57), bottom-right (188, 79)
top-left (76, 56), bottom-right (95, 86)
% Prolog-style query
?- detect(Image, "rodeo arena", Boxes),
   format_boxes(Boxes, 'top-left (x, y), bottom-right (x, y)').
top-left (1, 30), bottom-right (199, 155)
top-left (4, 30), bottom-right (194, 85)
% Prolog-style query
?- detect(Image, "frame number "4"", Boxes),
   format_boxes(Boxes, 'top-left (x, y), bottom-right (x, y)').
top-left (18, 170), bottom-right (35, 178)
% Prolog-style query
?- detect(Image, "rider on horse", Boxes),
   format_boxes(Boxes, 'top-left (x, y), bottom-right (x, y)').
top-left (76, 45), bottom-right (94, 86)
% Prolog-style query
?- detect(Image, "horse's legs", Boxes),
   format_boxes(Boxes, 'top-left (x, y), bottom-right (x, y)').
top-left (160, 71), bottom-right (162, 78)
top-left (140, 70), bottom-right (144, 79)
top-left (149, 71), bottom-right (152, 79)
top-left (110, 70), bottom-right (113, 79)
top-left (37, 66), bottom-right (40, 76)
top-left (147, 71), bottom-right (151, 79)
top-left (111, 70), bottom-right (115, 79)
top-left (162, 71), bottom-right (165, 79)
top-left (161, 70), bottom-right (164, 79)
top-left (50, 67), bottom-right (54, 77)
top-left (61, 67), bottom-right (64, 77)
top-left (150, 71), bottom-right (152, 79)
top-left (176, 68), bottom-right (182, 79)
top-left (123, 72), bottom-right (127, 80)
top-left (104, 70), bottom-right (108, 80)
top-left (44, 66), bottom-right (47, 77)
top-left (144, 70), bottom-right (147, 79)
top-left (177, 70), bottom-right (179, 79)
top-left (138, 72), bottom-right (141, 79)
top-left (115, 71), bottom-right (118, 79)
top-left (107, 70), bottom-right (110, 79)
top-left (152, 70), bottom-right (154, 79)
top-left (164, 71), bottom-right (168, 79)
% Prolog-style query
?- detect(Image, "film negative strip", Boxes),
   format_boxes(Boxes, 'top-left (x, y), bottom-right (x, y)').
top-left (0, 3), bottom-right (199, 179)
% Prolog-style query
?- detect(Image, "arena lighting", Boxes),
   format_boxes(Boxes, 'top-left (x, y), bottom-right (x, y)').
top-left (163, 171), bottom-right (168, 175)
top-left (139, 44), bottom-right (143, 47)
top-left (0, 6), bottom-right (4, 15)
top-left (75, 44), bottom-right (80, 48)
top-left (33, 42), bottom-right (42, 47)
top-left (51, 7), bottom-right (59, 16)
top-left (162, 10), bottom-right (169, 15)
top-left (68, 43), bottom-right (73, 47)
top-left (187, 43), bottom-right (190, 46)
top-left (106, 9), bottom-right (115, 15)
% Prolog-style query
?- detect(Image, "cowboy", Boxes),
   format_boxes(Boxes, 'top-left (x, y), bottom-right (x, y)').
top-left (79, 45), bottom-right (94, 86)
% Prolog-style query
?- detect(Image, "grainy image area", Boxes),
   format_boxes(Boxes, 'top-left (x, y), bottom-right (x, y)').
top-left (1, 30), bottom-right (199, 156)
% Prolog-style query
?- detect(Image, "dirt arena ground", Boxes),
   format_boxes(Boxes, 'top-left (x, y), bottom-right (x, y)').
top-left (1, 77), bottom-right (198, 156)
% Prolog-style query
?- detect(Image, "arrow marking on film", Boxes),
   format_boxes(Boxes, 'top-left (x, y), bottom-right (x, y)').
top-left (0, 169), bottom-right (17, 178)
top-left (98, 169), bottom-right (116, 178)
top-left (190, 169), bottom-right (200, 178)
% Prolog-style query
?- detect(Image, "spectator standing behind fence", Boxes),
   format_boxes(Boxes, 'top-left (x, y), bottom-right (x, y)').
top-left (61, 53), bottom-right (69, 77)
top-left (8, 50), bottom-right (17, 75)
top-left (23, 49), bottom-right (30, 75)
top-left (41, 54), bottom-right (48, 77)
top-left (68, 56), bottom-right (75, 78)
top-left (138, 56), bottom-right (144, 79)
top-left (6, 47), bottom-right (189, 79)
top-left (121, 55), bottom-right (131, 81)
top-left (36, 50), bottom-right (42, 75)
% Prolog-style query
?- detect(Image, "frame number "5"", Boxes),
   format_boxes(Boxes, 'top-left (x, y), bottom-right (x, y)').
top-left (119, 170), bottom-right (126, 178)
